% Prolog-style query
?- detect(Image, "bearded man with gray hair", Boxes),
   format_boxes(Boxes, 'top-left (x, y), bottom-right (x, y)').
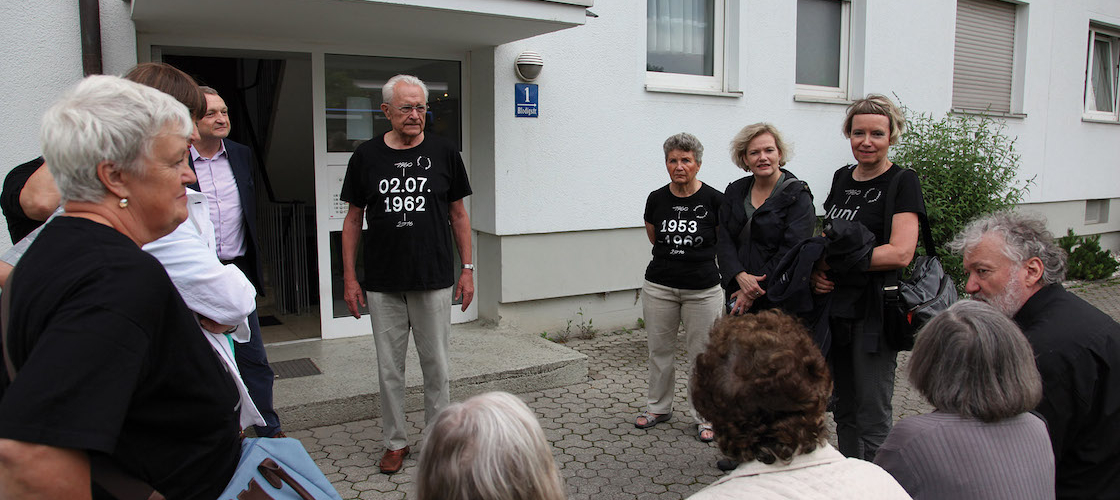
top-left (951, 211), bottom-right (1120, 499)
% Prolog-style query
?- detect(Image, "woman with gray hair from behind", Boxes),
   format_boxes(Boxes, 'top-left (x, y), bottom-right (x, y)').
top-left (874, 300), bottom-right (1055, 499)
top-left (416, 391), bottom-right (566, 500)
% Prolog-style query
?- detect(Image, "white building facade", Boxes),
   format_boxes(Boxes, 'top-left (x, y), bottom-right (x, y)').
top-left (2, 0), bottom-right (1118, 336)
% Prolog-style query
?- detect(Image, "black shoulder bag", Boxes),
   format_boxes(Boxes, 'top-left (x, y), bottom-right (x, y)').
top-left (881, 169), bottom-right (958, 351)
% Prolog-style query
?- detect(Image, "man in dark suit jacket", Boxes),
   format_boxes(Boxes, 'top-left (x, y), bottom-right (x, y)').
top-left (954, 211), bottom-right (1120, 499)
top-left (190, 87), bottom-right (283, 437)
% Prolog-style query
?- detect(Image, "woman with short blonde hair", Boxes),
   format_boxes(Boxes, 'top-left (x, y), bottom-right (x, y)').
top-left (811, 93), bottom-right (925, 461)
top-left (717, 122), bottom-right (814, 317)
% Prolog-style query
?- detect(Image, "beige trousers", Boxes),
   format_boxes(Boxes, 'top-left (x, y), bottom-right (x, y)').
top-left (366, 286), bottom-right (453, 451)
top-left (641, 280), bottom-right (723, 423)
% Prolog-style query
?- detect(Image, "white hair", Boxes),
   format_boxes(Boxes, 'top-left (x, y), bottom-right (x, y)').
top-left (416, 391), bottom-right (566, 500)
top-left (382, 74), bottom-right (429, 104)
top-left (40, 75), bottom-right (193, 203)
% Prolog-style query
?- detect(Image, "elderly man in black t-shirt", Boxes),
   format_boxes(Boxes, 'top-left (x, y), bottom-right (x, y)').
top-left (951, 211), bottom-right (1120, 500)
top-left (339, 74), bottom-right (473, 475)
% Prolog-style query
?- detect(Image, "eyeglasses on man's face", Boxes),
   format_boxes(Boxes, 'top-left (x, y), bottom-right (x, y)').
top-left (395, 104), bottom-right (428, 115)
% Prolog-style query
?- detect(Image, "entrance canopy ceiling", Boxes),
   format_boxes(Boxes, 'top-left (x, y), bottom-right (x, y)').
top-left (131, 0), bottom-right (593, 50)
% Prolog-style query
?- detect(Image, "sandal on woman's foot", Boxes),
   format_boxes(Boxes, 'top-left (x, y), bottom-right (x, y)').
top-left (697, 423), bottom-right (715, 442)
top-left (634, 412), bottom-right (671, 429)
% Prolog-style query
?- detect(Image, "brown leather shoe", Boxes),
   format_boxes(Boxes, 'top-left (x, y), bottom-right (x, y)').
top-left (379, 446), bottom-right (410, 474)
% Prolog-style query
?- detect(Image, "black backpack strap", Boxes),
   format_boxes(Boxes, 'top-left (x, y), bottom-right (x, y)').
top-left (737, 177), bottom-right (755, 245)
top-left (882, 171), bottom-right (902, 302)
top-left (776, 175), bottom-right (804, 196)
top-left (3, 268), bottom-right (17, 381)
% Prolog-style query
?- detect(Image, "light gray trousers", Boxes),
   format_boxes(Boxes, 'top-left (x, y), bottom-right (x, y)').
top-left (366, 286), bottom-right (453, 451)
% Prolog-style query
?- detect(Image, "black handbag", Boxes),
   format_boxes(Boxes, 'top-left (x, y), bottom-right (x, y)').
top-left (881, 169), bottom-right (958, 351)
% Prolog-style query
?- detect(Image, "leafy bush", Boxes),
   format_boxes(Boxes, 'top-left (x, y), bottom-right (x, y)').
top-left (890, 106), bottom-right (1034, 291)
top-left (1058, 229), bottom-right (1119, 280)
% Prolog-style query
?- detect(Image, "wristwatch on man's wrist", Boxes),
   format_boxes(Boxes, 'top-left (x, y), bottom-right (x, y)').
top-left (462, 264), bottom-right (475, 271)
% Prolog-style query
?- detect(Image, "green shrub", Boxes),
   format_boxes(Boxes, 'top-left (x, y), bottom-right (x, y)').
top-left (890, 106), bottom-right (1034, 291)
top-left (1058, 229), bottom-right (1119, 281)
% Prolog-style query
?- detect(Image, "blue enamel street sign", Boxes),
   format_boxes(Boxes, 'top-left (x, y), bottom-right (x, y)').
top-left (515, 83), bottom-right (539, 118)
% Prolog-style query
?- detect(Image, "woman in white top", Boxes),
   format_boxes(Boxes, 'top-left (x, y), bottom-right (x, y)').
top-left (688, 310), bottom-right (910, 499)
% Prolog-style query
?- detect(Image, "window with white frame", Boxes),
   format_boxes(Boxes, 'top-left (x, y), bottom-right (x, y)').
top-left (1085, 24), bottom-right (1120, 121)
top-left (796, 0), bottom-right (851, 100)
top-left (952, 0), bottom-right (1019, 114)
top-left (646, 0), bottom-right (728, 93)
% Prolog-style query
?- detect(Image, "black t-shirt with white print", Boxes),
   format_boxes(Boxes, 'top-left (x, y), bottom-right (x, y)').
top-left (644, 182), bottom-right (724, 290)
top-left (823, 164), bottom-right (924, 245)
top-left (340, 133), bottom-right (472, 292)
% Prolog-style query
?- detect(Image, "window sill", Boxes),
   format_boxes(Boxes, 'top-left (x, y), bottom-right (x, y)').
top-left (793, 94), bottom-right (852, 105)
top-left (644, 84), bottom-right (743, 98)
top-left (1081, 116), bottom-right (1120, 125)
top-left (950, 108), bottom-right (1027, 119)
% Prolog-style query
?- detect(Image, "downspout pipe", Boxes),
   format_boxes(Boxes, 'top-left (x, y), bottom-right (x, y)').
top-left (79, 0), bottom-right (103, 76)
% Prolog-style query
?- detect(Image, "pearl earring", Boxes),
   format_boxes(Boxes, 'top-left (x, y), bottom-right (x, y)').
top-left (119, 198), bottom-right (128, 209)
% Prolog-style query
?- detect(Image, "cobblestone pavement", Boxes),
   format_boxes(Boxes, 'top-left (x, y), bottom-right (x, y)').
top-left (1066, 278), bottom-right (1120, 317)
top-left (290, 280), bottom-right (1119, 499)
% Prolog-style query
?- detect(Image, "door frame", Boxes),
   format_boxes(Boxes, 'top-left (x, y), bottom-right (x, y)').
top-left (140, 35), bottom-right (476, 340)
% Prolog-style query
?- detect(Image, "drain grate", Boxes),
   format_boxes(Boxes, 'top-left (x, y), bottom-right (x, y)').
top-left (271, 358), bottom-right (322, 379)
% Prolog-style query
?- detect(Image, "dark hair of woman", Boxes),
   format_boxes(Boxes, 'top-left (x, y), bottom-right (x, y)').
top-left (123, 62), bottom-right (207, 120)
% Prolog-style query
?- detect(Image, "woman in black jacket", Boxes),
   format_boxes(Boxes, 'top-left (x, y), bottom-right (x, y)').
top-left (716, 123), bottom-right (815, 316)
top-left (811, 94), bottom-right (924, 463)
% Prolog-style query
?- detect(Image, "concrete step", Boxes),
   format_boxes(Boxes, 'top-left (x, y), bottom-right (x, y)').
top-left (264, 323), bottom-right (588, 430)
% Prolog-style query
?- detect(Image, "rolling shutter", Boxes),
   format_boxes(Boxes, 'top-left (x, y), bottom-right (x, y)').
top-left (952, 0), bottom-right (1016, 113)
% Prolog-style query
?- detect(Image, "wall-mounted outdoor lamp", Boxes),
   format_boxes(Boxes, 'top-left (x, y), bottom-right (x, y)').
top-left (515, 51), bottom-right (544, 82)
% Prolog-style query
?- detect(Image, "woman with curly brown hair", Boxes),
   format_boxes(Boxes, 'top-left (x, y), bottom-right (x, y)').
top-left (688, 311), bottom-right (910, 499)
